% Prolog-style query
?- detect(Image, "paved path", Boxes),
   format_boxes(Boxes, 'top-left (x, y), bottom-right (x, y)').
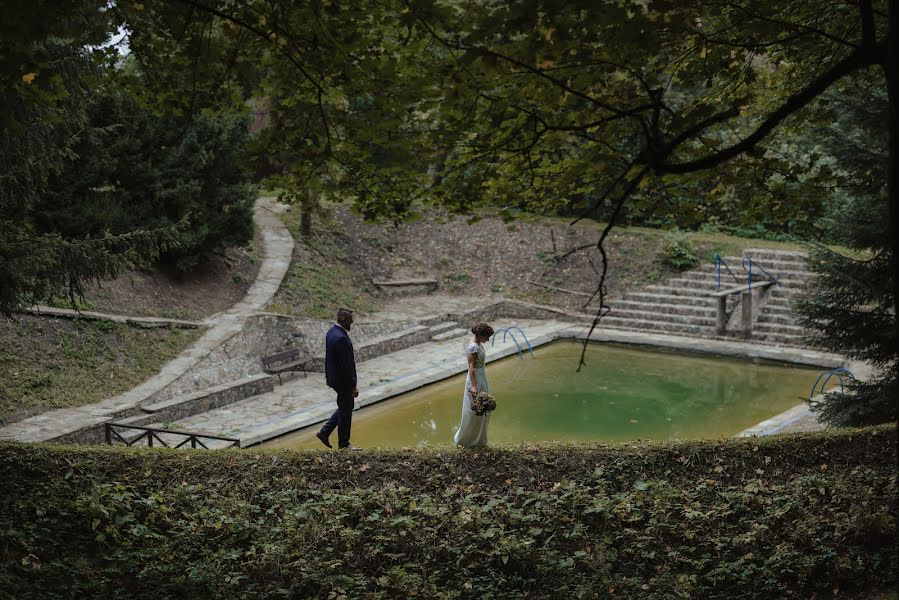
top-left (0, 197), bottom-right (295, 443)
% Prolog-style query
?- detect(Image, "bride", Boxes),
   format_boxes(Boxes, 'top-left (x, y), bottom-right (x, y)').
top-left (453, 322), bottom-right (494, 448)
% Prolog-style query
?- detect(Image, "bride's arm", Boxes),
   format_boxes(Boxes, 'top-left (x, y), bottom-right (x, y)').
top-left (467, 350), bottom-right (478, 395)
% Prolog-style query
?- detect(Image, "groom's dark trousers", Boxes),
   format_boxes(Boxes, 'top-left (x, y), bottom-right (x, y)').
top-left (320, 324), bottom-right (357, 448)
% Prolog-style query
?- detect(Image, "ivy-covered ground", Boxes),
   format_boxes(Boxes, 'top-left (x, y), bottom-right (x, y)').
top-left (1, 426), bottom-right (895, 599)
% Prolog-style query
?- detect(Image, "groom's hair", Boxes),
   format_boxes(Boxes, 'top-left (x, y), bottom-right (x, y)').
top-left (337, 307), bottom-right (354, 320)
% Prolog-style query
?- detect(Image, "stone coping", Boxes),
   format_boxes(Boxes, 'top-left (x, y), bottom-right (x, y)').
top-left (737, 403), bottom-right (819, 437)
top-left (577, 326), bottom-right (844, 368)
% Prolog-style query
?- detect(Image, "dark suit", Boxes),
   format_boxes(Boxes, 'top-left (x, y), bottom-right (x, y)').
top-left (320, 324), bottom-right (357, 448)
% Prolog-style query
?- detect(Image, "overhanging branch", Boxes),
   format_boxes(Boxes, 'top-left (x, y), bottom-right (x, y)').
top-left (659, 45), bottom-right (880, 174)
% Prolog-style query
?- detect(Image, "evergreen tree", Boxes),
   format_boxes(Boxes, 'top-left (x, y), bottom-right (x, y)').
top-left (795, 77), bottom-right (896, 425)
top-left (37, 92), bottom-right (256, 273)
top-left (0, 37), bottom-right (177, 315)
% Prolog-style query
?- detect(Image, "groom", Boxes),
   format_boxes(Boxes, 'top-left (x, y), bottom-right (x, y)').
top-left (316, 307), bottom-right (360, 450)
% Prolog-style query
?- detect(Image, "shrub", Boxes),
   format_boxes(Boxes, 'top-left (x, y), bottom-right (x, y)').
top-left (662, 229), bottom-right (699, 270)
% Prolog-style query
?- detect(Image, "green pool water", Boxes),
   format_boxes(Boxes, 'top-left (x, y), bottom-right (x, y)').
top-left (263, 341), bottom-right (820, 449)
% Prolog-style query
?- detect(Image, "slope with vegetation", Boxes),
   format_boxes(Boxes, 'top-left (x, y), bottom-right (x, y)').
top-left (0, 315), bottom-right (200, 425)
top-left (267, 203), bottom-right (816, 319)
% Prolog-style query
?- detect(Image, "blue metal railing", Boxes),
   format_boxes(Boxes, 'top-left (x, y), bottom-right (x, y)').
top-left (741, 256), bottom-right (782, 289)
top-left (491, 326), bottom-right (534, 360)
top-left (712, 254), bottom-right (740, 291)
top-left (809, 367), bottom-right (854, 398)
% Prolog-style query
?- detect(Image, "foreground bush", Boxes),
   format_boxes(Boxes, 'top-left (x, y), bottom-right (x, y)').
top-left (1, 427), bottom-right (895, 599)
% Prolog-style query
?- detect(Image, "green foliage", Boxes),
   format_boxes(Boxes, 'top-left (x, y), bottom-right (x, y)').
top-left (662, 230), bottom-right (699, 271)
top-left (404, 1), bottom-right (890, 221)
top-left (794, 75), bottom-right (896, 426)
top-left (0, 21), bottom-right (176, 314)
top-left (38, 93), bottom-right (256, 273)
top-left (0, 427), bottom-right (895, 598)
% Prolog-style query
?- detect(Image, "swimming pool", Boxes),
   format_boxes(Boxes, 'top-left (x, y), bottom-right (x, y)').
top-left (263, 340), bottom-right (820, 449)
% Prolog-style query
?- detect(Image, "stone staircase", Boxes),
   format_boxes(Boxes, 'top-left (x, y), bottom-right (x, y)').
top-left (605, 248), bottom-right (814, 346)
top-left (427, 320), bottom-right (469, 341)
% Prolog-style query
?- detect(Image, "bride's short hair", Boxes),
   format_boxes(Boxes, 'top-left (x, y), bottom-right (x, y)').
top-left (471, 322), bottom-right (494, 338)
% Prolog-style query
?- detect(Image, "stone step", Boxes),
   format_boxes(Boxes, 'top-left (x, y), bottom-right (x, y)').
top-left (682, 271), bottom-right (726, 282)
top-left (769, 286), bottom-right (807, 296)
top-left (757, 312), bottom-right (801, 326)
top-left (761, 304), bottom-right (794, 314)
top-left (428, 321), bottom-right (460, 336)
top-left (643, 284), bottom-right (713, 298)
top-left (600, 316), bottom-right (713, 336)
top-left (623, 292), bottom-right (715, 307)
top-left (609, 300), bottom-right (716, 318)
top-left (432, 328), bottom-right (469, 342)
top-left (606, 308), bottom-right (716, 327)
top-left (751, 332), bottom-right (809, 347)
top-left (746, 270), bottom-right (809, 284)
top-left (743, 248), bottom-right (808, 260)
top-left (697, 257), bottom-right (744, 272)
top-left (753, 322), bottom-right (811, 336)
top-left (664, 276), bottom-right (719, 290)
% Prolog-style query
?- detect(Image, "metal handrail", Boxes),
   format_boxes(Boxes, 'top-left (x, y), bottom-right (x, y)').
top-left (809, 367), bottom-right (854, 398)
top-left (741, 256), bottom-right (782, 289)
top-left (712, 254), bottom-right (740, 291)
top-left (490, 327), bottom-right (534, 360)
top-left (105, 422), bottom-right (241, 449)
top-left (499, 326), bottom-right (534, 357)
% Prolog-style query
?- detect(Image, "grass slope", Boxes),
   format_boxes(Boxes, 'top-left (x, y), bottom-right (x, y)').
top-left (0, 426), bottom-right (894, 599)
top-left (0, 316), bottom-right (201, 424)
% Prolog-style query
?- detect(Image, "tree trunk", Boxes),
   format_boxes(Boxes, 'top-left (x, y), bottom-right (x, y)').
top-left (300, 211), bottom-right (312, 237)
top-left (301, 188), bottom-right (316, 237)
top-left (888, 0), bottom-right (899, 379)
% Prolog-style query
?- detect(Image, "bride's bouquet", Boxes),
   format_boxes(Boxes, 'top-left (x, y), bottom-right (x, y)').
top-left (470, 391), bottom-right (496, 416)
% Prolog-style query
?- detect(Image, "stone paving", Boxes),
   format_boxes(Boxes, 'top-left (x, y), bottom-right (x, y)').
top-left (0, 197), bottom-right (294, 444)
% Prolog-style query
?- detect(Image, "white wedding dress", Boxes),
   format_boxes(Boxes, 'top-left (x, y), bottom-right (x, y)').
top-left (453, 342), bottom-right (490, 448)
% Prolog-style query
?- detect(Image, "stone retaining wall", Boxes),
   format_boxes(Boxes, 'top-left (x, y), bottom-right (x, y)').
top-left (144, 314), bottom-right (418, 406)
top-left (142, 374), bottom-right (274, 424)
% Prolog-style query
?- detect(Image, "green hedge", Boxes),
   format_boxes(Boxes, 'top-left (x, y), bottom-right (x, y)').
top-left (1, 426), bottom-right (895, 599)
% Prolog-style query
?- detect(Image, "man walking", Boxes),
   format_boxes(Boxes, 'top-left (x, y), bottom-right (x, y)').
top-left (316, 307), bottom-right (360, 450)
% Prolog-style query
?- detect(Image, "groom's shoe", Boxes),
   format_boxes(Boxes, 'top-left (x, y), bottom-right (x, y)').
top-left (315, 431), bottom-right (332, 448)
top-left (339, 444), bottom-right (363, 451)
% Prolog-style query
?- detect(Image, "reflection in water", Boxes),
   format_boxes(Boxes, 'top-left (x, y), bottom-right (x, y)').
top-left (263, 341), bottom-right (819, 450)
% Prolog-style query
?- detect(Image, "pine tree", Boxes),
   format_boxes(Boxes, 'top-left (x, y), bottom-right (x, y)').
top-left (795, 77), bottom-right (897, 426)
